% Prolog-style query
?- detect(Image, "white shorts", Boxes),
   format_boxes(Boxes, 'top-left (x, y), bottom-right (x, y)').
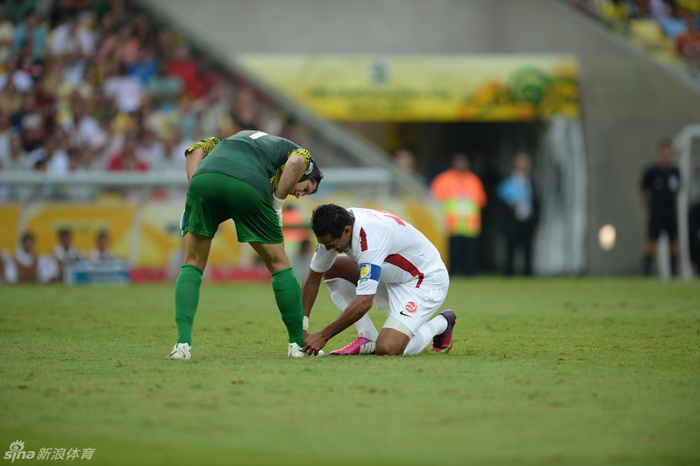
top-left (374, 282), bottom-right (449, 337)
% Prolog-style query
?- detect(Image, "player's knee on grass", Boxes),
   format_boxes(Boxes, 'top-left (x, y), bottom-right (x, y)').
top-left (375, 328), bottom-right (410, 356)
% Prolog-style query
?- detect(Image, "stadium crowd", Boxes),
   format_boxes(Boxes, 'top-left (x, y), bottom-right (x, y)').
top-left (572, 0), bottom-right (700, 71)
top-left (0, 0), bottom-right (289, 202)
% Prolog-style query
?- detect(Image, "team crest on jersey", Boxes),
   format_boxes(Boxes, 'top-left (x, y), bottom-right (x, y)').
top-left (359, 263), bottom-right (381, 284)
top-left (404, 301), bottom-right (417, 313)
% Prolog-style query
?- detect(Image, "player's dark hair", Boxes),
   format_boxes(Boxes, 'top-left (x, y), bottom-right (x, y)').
top-left (308, 162), bottom-right (323, 194)
top-left (311, 204), bottom-right (352, 239)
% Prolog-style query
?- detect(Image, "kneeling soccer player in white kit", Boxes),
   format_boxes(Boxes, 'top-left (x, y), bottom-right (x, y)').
top-left (301, 204), bottom-right (456, 356)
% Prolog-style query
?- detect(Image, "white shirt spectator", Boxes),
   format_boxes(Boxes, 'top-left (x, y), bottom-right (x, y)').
top-left (103, 75), bottom-right (143, 113)
top-left (0, 68), bottom-right (33, 92)
top-left (0, 17), bottom-right (15, 63)
top-left (50, 21), bottom-right (95, 57)
top-left (54, 243), bottom-right (82, 264)
top-left (649, 0), bottom-right (672, 21)
top-left (64, 114), bottom-right (101, 148)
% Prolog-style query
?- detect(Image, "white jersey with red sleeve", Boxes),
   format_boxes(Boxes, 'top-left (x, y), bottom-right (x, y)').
top-left (310, 208), bottom-right (449, 296)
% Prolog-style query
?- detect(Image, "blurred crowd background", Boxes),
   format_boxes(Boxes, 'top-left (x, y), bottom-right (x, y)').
top-left (1, 0), bottom-right (699, 282)
top-left (571, 0), bottom-right (700, 75)
top-left (0, 0), bottom-right (297, 202)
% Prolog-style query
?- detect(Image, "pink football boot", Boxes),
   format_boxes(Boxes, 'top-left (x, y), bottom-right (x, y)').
top-left (329, 333), bottom-right (376, 355)
top-left (431, 310), bottom-right (456, 354)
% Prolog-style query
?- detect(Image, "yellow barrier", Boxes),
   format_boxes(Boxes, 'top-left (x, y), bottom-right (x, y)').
top-left (1, 197), bottom-right (447, 268)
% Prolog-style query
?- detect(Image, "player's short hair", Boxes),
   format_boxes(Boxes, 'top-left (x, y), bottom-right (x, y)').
top-left (311, 204), bottom-right (352, 239)
top-left (308, 162), bottom-right (323, 194)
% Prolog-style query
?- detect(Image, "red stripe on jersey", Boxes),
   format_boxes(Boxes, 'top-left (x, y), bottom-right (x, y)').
top-left (385, 254), bottom-right (424, 288)
top-left (360, 228), bottom-right (368, 251)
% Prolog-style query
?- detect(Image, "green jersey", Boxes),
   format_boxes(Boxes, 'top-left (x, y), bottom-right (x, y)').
top-left (186, 131), bottom-right (315, 201)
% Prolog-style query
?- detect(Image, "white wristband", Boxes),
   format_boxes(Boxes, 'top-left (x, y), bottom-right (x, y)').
top-left (303, 316), bottom-right (309, 332)
top-left (272, 194), bottom-right (285, 211)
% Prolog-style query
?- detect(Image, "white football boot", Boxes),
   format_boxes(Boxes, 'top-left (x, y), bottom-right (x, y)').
top-left (168, 343), bottom-right (191, 360)
top-left (288, 342), bottom-right (324, 358)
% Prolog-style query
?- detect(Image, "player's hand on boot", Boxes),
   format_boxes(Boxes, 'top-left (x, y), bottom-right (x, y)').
top-left (303, 332), bottom-right (327, 356)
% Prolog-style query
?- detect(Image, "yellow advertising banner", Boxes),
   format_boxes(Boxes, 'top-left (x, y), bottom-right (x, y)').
top-left (237, 55), bottom-right (580, 122)
top-left (0, 197), bottom-right (447, 273)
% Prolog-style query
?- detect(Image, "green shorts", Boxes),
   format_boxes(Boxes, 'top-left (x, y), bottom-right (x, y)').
top-left (183, 172), bottom-right (283, 244)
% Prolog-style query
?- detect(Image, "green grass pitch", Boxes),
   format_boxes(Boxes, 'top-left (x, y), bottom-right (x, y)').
top-left (1, 278), bottom-right (699, 465)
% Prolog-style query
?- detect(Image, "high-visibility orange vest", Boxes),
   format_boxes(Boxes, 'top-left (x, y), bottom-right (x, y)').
top-left (430, 169), bottom-right (488, 237)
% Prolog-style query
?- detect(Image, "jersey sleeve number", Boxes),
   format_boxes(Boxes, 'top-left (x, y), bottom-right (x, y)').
top-left (377, 210), bottom-right (406, 226)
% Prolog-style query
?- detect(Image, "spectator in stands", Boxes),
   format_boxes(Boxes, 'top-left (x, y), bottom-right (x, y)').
top-left (12, 90), bottom-right (39, 129)
top-left (4, 0), bottom-right (40, 24)
top-left (166, 44), bottom-right (203, 100)
top-left (49, 15), bottom-right (95, 57)
top-left (199, 83), bottom-right (231, 137)
top-left (649, 0), bottom-right (674, 21)
top-left (231, 86), bottom-right (260, 131)
top-left (676, 13), bottom-right (700, 65)
top-left (0, 5), bottom-right (16, 64)
top-left (60, 47), bottom-right (86, 89)
top-left (107, 133), bottom-right (148, 171)
top-left (497, 153), bottom-right (540, 276)
top-left (150, 126), bottom-right (190, 172)
top-left (17, 40), bottom-right (43, 80)
top-left (136, 128), bottom-right (164, 167)
top-left (90, 230), bottom-right (114, 261)
top-left (146, 60), bottom-right (183, 107)
top-left (127, 47), bottom-right (158, 85)
top-left (102, 62), bottom-right (143, 114)
top-left (12, 10), bottom-right (48, 61)
top-left (19, 108), bottom-right (44, 153)
top-left (641, 138), bottom-right (681, 275)
top-left (430, 153), bottom-right (488, 276)
top-left (0, 131), bottom-right (30, 201)
top-left (29, 131), bottom-right (69, 175)
top-left (10, 232), bottom-right (41, 282)
top-left (0, 111), bottom-right (14, 164)
top-left (394, 148), bottom-right (417, 173)
top-left (2, 130), bottom-right (29, 171)
top-left (634, 0), bottom-right (652, 17)
top-left (0, 57), bottom-right (34, 93)
top-left (605, 0), bottom-right (633, 21)
top-left (52, 228), bottom-right (82, 281)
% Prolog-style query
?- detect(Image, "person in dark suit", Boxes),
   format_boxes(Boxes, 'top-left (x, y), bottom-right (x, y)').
top-left (497, 153), bottom-right (540, 276)
top-left (641, 139), bottom-right (680, 275)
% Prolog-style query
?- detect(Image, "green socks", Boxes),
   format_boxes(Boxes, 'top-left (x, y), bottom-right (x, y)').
top-left (271, 267), bottom-right (304, 347)
top-left (175, 264), bottom-right (203, 345)
top-left (175, 265), bottom-right (303, 347)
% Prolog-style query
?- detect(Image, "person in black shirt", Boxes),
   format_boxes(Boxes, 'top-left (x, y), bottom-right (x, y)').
top-left (641, 139), bottom-right (681, 275)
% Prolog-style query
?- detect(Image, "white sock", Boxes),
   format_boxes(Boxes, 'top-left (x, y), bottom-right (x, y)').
top-left (403, 314), bottom-right (448, 355)
top-left (325, 278), bottom-right (379, 341)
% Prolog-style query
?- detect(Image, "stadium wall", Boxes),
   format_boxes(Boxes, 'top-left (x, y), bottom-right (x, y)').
top-left (140, 0), bottom-right (700, 274)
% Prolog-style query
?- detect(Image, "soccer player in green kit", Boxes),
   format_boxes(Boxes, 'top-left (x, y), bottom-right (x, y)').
top-left (168, 130), bottom-right (324, 359)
